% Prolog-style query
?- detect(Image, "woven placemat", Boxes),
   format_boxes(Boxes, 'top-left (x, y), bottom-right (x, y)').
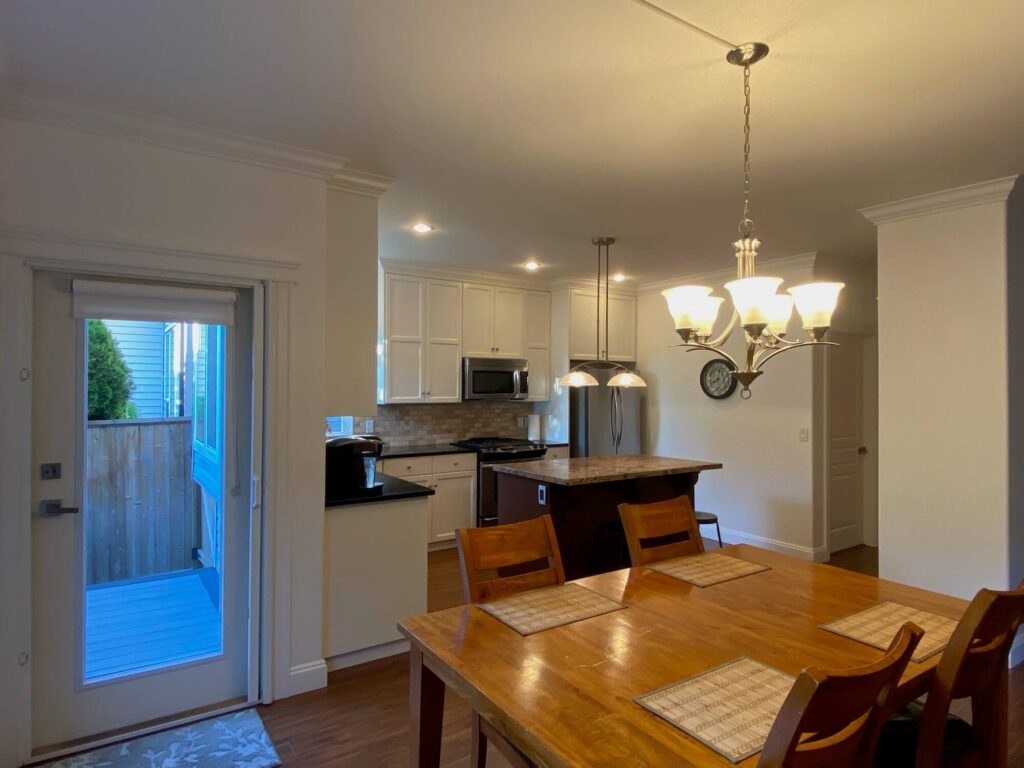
top-left (635, 657), bottom-right (795, 764)
top-left (478, 583), bottom-right (625, 635)
top-left (820, 601), bottom-right (957, 663)
top-left (648, 553), bottom-right (771, 587)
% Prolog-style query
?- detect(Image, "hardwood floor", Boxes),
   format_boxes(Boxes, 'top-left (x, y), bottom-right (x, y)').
top-left (260, 546), bottom-right (1023, 767)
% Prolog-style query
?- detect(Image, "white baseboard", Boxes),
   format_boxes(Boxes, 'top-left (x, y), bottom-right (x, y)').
top-left (720, 527), bottom-right (828, 563)
top-left (428, 539), bottom-right (456, 552)
top-left (326, 639), bottom-right (410, 672)
top-left (284, 659), bottom-right (327, 697)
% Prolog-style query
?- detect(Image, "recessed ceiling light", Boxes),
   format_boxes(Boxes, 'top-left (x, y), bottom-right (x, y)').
top-left (524, 261), bottom-right (540, 271)
top-left (613, 273), bottom-right (626, 282)
top-left (411, 222), bottom-right (434, 234)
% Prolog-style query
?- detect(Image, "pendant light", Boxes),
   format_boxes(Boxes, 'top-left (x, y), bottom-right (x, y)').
top-left (559, 237), bottom-right (647, 389)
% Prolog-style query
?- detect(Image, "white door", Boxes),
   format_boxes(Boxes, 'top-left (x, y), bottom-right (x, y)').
top-left (827, 332), bottom-right (865, 554)
top-left (384, 274), bottom-right (424, 403)
top-left (492, 288), bottom-right (525, 358)
top-left (430, 472), bottom-right (475, 543)
top-left (425, 279), bottom-right (462, 402)
top-left (462, 283), bottom-right (494, 356)
top-left (30, 273), bottom-right (255, 752)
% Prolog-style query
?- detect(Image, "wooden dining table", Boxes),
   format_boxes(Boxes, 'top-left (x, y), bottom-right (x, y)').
top-left (398, 544), bottom-right (969, 768)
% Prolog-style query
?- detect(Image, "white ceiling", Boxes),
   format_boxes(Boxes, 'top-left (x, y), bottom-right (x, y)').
top-left (1, 0), bottom-right (1022, 283)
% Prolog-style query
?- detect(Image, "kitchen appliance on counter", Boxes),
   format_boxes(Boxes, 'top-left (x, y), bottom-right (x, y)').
top-left (325, 435), bottom-right (384, 503)
top-left (462, 357), bottom-right (529, 401)
top-left (569, 362), bottom-right (646, 457)
top-left (451, 436), bottom-right (547, 525)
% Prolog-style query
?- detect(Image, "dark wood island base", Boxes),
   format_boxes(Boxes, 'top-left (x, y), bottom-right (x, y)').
top-left (493, 455), bottom-right (722, 580)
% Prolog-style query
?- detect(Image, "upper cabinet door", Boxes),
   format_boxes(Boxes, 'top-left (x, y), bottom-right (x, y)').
top-left (462, 283), bottom-right (495, 356)
top-left (524, 291), bottom-right (550, 349)
top-left (385, 274), bottom-right (425, 402)
top-left (492, 288), bottom-right (525, 357)
top-left (606, 294), bottom-right (637, 361)
top-left (425, 279), bottom-right (462, 402)
top-left (569, 289), bottom-right (598, 360)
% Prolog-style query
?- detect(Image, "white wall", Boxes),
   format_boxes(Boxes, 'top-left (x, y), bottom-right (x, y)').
top-left (636, 256), bottom-right (822, 560)
top-left (0, 102), bottom-right (361, 760)
top-left (864, 176), bottom-right (1018, 599)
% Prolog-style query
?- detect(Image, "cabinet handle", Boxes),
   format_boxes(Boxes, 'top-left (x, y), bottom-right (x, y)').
top-left (453, 461), bottom-right (459, 466)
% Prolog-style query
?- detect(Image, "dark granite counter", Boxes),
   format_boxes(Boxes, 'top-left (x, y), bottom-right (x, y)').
top-left (380, 443), bottom-right (470, 459)
top-left (326, 473), bottom-right (435, 508)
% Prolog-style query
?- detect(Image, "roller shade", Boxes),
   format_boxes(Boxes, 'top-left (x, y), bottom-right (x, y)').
top-left (72, 279), bottom-right (237, 326)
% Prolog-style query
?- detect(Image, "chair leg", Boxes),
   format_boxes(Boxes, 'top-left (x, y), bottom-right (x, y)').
top-left (471, 711), bottom-right (488, 768)
top-left (715, 521), bottom-right (723, 548)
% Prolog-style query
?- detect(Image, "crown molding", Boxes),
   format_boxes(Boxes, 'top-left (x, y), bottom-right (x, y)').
top-left (547, 275), bottom-right (637, 296)
top-left (0, 89), bottom-right (350, 180)
top-left (0, 223), bottom-right (301, 283)
top-left (637, 252), bottom-right (818, 294)
top-left (379, 258), bottom-right (554, 290)
top-left (860, 175), bottom-right (1019, 225)
top-left (327, 168), bottom-right (395, 198)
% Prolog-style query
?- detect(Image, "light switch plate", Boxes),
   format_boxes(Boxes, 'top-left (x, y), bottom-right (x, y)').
top-left (798, 427), bottom-right (809, 443)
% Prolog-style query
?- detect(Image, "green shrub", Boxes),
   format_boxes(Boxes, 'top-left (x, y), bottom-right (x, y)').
top-left (88, 320), bottom-right (136, 420)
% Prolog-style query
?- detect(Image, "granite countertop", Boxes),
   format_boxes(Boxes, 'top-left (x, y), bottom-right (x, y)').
top-left (326, 473), bottom-right (435, 508)
top-left (490, 455), bottom-right (722, 486)
top-left (380, 443), bottom-right (471, 459)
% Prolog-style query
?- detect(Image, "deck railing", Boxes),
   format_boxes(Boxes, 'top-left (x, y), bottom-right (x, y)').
top-left (86, 418), bottom-right (199, 585)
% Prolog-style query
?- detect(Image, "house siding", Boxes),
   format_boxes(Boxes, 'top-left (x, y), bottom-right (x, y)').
top-left (104, 319), bottom-right (167, 419)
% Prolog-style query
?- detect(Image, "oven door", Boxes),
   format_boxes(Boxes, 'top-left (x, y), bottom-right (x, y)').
top-left (463, 357), bottom-right (528, 400)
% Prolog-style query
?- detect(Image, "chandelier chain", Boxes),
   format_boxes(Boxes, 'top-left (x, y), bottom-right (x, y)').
top-left (741, 64), bottom-right (753, 237)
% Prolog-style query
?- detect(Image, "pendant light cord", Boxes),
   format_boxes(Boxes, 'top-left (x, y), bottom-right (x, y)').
top-left (628, 0), bottom-right (737, 50)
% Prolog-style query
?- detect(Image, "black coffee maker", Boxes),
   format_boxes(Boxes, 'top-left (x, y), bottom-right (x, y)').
top-left (325, 435), bottom-right (384, 503)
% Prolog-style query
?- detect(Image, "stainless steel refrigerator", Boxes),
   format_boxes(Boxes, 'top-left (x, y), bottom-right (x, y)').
top-left (569, 362), bottom-right (646, 457)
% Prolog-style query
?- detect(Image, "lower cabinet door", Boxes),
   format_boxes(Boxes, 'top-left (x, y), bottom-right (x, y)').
top-left (430, 471), bottom-right (476, 543)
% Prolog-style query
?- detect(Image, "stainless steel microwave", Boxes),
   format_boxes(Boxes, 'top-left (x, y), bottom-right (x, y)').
top-left (462, 357), bottom-right (529, 400)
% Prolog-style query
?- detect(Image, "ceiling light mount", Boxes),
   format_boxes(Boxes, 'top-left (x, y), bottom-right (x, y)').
top-left (726, 42), bottom-right (769, 67)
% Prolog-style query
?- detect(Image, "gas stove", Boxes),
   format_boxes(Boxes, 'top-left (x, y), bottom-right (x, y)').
top-left (451, 436), bottom-right (547, 461)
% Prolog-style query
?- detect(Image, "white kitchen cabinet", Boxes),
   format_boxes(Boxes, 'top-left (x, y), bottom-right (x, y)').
top-left (381, 273), bottom-right (463, 403)
top-left (462, 282), bottom-right (525, 358)
top-left (461, 282), bottom-right (495, 357)
top-left (567, 288), bottom-right (636, 362)
top-left (383, 274), bottom-right (424, 403)
top-left (545, 445), bottom-right (570, 460)
top-left (430, 471), bottom-right (476, 543)
top-left (525, 290), bottom-right (551, 401)
top-left (425, 279), bottom-right (462, 402)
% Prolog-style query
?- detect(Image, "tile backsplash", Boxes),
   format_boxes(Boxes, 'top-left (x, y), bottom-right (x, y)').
top-left (347, 402), bottom-right (534, 447)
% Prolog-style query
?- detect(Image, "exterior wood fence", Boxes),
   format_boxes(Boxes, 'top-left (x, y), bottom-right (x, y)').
top-left (86, 418), bottom-right (199, 585)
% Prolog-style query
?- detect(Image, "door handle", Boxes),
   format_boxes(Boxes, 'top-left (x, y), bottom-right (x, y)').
top-left (40, 499), bottom-right (79, 515)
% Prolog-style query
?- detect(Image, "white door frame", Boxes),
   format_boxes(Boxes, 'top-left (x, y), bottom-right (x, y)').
top-left (0, 249), bottom-right (284, 766)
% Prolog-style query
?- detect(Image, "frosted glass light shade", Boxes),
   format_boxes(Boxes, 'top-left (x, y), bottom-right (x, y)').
top-left (693, 296), bottom-right (725, 337)
top-left (787, 282), bottom-right (845, 328)
top-left (607, 371), bottom-right (647, 388)
top-left (764, 294), bottom-right (794, 336)
top-left (723, 277), bottom-right (784, 326)
top-left (559, 369), bottom-right (599, 387)
top-left (661, 285), bottom-right (713, 330)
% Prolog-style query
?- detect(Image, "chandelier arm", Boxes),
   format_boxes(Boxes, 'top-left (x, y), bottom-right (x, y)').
top-left (761, 330), bottom-right (804, 348)
top-left (751, 340), bottom-right (839, 371)
top-left (704, 309), bottom-right (740, 348)
top-left (670, 341), bottom-right (741, 372)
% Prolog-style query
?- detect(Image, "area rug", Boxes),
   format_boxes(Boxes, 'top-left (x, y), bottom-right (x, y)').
top-left (40, 708), bottom-right (280, 768)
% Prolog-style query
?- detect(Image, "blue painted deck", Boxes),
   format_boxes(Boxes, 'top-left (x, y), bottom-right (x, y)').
top-left (85, 568), bottom-right (222, 681)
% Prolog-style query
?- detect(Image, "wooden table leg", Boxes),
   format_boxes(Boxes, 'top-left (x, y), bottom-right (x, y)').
top-left (409, 646), bottom-right (446, 768)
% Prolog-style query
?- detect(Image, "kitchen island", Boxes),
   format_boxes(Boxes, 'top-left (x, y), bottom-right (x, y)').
top-left (493, 455), bottom-right (722, 579)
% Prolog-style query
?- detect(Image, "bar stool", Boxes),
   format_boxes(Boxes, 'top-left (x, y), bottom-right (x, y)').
top-left (695, 510), bottom-right (723, 548)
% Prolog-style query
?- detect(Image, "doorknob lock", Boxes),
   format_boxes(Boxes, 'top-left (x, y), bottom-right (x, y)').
top-left (40, 499), bottom-right (79, 515)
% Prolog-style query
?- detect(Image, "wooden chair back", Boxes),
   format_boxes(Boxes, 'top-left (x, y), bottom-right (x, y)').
top-left (456, 515), bottom-right (566, 603)
top-left (618, 495), bottom-right (704, 566)
top-left (916, 578), bottom-right (1024, 768)
top-left (758, 622), bottom-right (924, 768)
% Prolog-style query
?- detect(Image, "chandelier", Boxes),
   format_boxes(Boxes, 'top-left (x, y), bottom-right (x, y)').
top-left (559, 237), bottom-right (647, 389)
top-left (655, 38), bottom-right (844, 398)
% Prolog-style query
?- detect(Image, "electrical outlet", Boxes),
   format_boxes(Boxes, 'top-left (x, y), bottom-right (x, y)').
top-left (40, 463), bottom-right (62, 480)
top-left (518, 416), bottom-right (526, 427)
top-left (798, 427), bottom-right (809, 443)
top-left (365, 419), bottom-right (374, 433)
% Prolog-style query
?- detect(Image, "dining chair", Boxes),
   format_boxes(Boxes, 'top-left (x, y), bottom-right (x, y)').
top-left (456, 515), bottom-right (565, 768)
top-left (617, 495), bottom-right (704, 567)
top-left (875, 578), bottom-right (1024, 768)
top-left (758, 622), bottom-right (924, 768)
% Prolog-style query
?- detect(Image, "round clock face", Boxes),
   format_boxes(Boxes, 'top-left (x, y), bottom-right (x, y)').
top-left (700, 359), bottom-right (738, 399)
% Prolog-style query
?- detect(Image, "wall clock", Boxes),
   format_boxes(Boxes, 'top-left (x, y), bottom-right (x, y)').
top-left (700, 359), bottom-right (738, 400)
